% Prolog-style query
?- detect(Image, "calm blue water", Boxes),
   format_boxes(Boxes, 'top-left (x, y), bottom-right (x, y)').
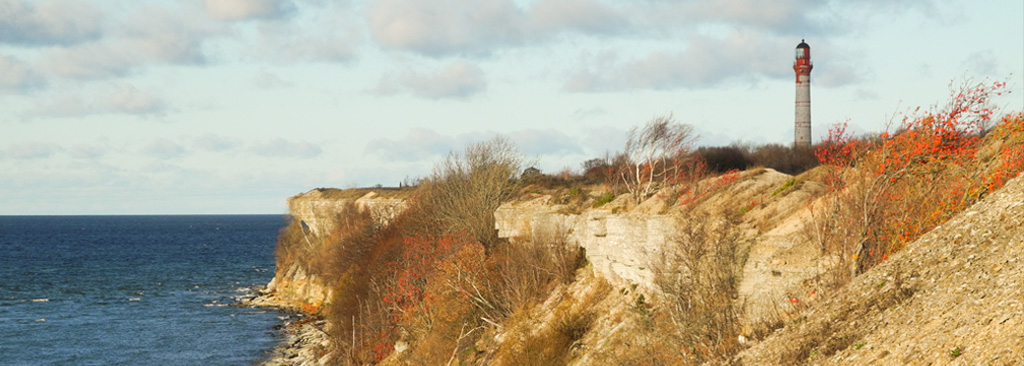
top-left (0, 215), bottom-right (288, 365)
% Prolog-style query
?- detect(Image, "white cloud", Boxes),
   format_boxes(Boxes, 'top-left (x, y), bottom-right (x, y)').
top-left (6, 142), bottom-right (61, 159)
top-left (103, 84), bottom-right (169, 116)
top-left (579, 125), bottom-right (626, 155)
top-left (527, 0), bottom-right (629, 35)
top-left (816, 63), bottom-right (864, 88)
top-left (41, 5), bottom-right (217, 79)
top-left (252, 72), bottom-right (293, 88)
top-left (202, 0), bottom-right (295, 21)
top-left (367, 0), bottom-right (634, 56)
top-left (509, 129), bottom-right (583, 156)
top-left (365, 128), bottom-right (456, 161)
top-left (68, 143), bottom-right (109, 159)
top-left (253, 24), bottom-right (359, 62)
top-left (681, 0), bottom-right (823, 35)
top-left (0, 0), bottom-right (103, 46)
top-left (565, 31), bottom-right (792, 91)
top-left (374, 60), bottom-right (487, 99)
top-left (29, 84), bottom-right (169, 118)
top-left (571, 106), bottom-right (607, 120)
top-left (959, 51), bottom-right (1001, 78)
top-left (247, 2), bottom-right (360, 63)
top-left (142, 139), bottom-right (186, 160)
top-left (250, 138), bottom-right (323, 158)
top-left (367, 128), bottom-right (589, 167)
top-left (368, 0), bottom-right (526, 56)
top-left (0, 53), bottom-right (44, 91)
top-left (192, 134), bottom-right (236, 152)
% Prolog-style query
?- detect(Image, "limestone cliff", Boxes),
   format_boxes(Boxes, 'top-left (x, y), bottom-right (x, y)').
top-left (496, 168), bottom-right (829, 324)
top-left (256, 168), bottom-right (1023, 365)
top-left (252, 188), bottom-right (408, 311)
top-left (287, 188), bottom-right (406, 238)
top-left (495, 195), bottom-right (673, 287)
top-left (261, 169), bottom-right (829, 322)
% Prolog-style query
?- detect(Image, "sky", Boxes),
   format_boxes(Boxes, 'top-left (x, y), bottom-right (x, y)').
top-left (2, 0), bottom-right (1022, 215)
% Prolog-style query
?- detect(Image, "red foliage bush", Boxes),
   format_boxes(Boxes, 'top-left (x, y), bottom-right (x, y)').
top-left (810, 79), bottom-right (1019, 275)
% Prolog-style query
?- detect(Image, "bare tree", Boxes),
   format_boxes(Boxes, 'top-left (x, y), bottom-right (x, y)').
top-left (620, 115), bottom-right (698, 203)
top-left (418, 136), bottom-right (523, 247)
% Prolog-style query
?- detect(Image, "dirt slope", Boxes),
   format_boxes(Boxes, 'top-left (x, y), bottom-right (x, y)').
top-left (736, 174), bottom-right (1024, 365)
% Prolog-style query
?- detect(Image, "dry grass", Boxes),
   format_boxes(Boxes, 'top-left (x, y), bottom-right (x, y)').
top-left (490, 278), bottom-right (610, 366)
top-left (649, 204), bottom-right (744, 365)
top-left (774, 264), bottom-right (917, 365)
top-left (273, 202), bottom-right (379, 287)
top-left (305, 186), bottom-right (416, 201)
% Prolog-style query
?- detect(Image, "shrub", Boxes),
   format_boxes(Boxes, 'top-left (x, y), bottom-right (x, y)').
top-left (807, 78), bottom-right (1018, 280)
top-left (272, 203), bottom-right (378, 287)
top-left (580, 157), bottom-right (611, 184)
top-left (416, 136), bottom-right (523, 247)
top-left (592, 191), bottom-right (615, 207)
top-left (698, 145), bottom-right (752, 173)
top-left (319, 137), bottom-right (587, 364)
top-left (652, 204), bottom-right (743, 364)
top-left (748, 143), bottom-right (819, 175)
top-left (487, 226), bottom-right (586, 318)
top-left (491, 278), bottom-right (609, 366)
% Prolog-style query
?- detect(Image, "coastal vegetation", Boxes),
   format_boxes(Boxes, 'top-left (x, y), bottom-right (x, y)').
top-left (267, 78), bottom-right (1023, 365)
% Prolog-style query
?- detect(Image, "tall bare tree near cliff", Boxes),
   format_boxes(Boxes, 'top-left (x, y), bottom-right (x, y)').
top-left (419, 136), bottom-right (523, 247)
top-left (620, 115), bottom-right (698, 203)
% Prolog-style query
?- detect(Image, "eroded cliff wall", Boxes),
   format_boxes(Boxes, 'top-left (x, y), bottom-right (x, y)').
top-left (496, 168), bottom-right (830, 324)
top-left (495, 197), bottom-right (673, 287)
top-left (256, 189), bottom-right (407, 311)
top-left (287, 189), bottom-right (406, 238)
top-left (263, 169), bottom-right (827, 324)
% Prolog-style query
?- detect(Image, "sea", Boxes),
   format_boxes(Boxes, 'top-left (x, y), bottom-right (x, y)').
top-left (0, 215), bottom-right (289, 366)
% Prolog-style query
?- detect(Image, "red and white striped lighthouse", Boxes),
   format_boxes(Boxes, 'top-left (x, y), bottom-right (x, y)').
top-left (794, 39), bottom-right (813, 147)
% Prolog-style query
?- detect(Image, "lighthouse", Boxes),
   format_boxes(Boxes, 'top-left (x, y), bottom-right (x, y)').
top-left (794, 39), bottom-right (813, 147)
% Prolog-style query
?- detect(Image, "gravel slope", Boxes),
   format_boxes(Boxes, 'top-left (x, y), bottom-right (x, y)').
top-left (736, 173), bottom-right (1024, 365)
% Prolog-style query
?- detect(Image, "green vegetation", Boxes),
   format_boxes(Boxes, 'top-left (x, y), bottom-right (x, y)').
top-left (771, 178), bottom-right (799, 197)
top-left (592, 191), bottom-right (615, 207)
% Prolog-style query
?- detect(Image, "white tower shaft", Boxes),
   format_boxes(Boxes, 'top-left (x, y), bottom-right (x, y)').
top-left (795, 73), bottom-right (811, 146)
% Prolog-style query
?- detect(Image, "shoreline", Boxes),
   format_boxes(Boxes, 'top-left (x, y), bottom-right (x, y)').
top-left (237, 287), bottom-right (332, 366)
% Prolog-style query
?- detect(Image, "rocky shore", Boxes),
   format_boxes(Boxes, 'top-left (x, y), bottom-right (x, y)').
top-left (238, 288), bottom-right (333, 366)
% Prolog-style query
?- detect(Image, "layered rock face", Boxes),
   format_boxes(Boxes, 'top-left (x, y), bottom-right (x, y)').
top-left (267, 170), bottom-right (828, 324)
top-left (254, 264), bottom-right (334, 312)
top-left (495, 197), bottom-right (673, 287)
top-left (256, 189), bottom-right (407, 311)
top-left (287, 189), bottom-right (406, 238)
top-left (496, 168), bottom-right (830, 324)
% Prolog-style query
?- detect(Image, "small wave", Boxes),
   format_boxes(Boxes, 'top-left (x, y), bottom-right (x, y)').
top-left (127, 298), bottom-right (141, 302)
top-left (31, 298), bottom-right (49, 303)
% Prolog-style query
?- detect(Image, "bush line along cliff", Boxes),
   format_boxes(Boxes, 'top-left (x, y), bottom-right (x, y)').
top-left (255, 80), bottom-right (1024, 365)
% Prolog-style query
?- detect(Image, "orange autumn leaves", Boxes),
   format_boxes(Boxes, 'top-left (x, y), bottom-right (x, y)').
top-left (813, 79), bottom-right (1022, 272)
